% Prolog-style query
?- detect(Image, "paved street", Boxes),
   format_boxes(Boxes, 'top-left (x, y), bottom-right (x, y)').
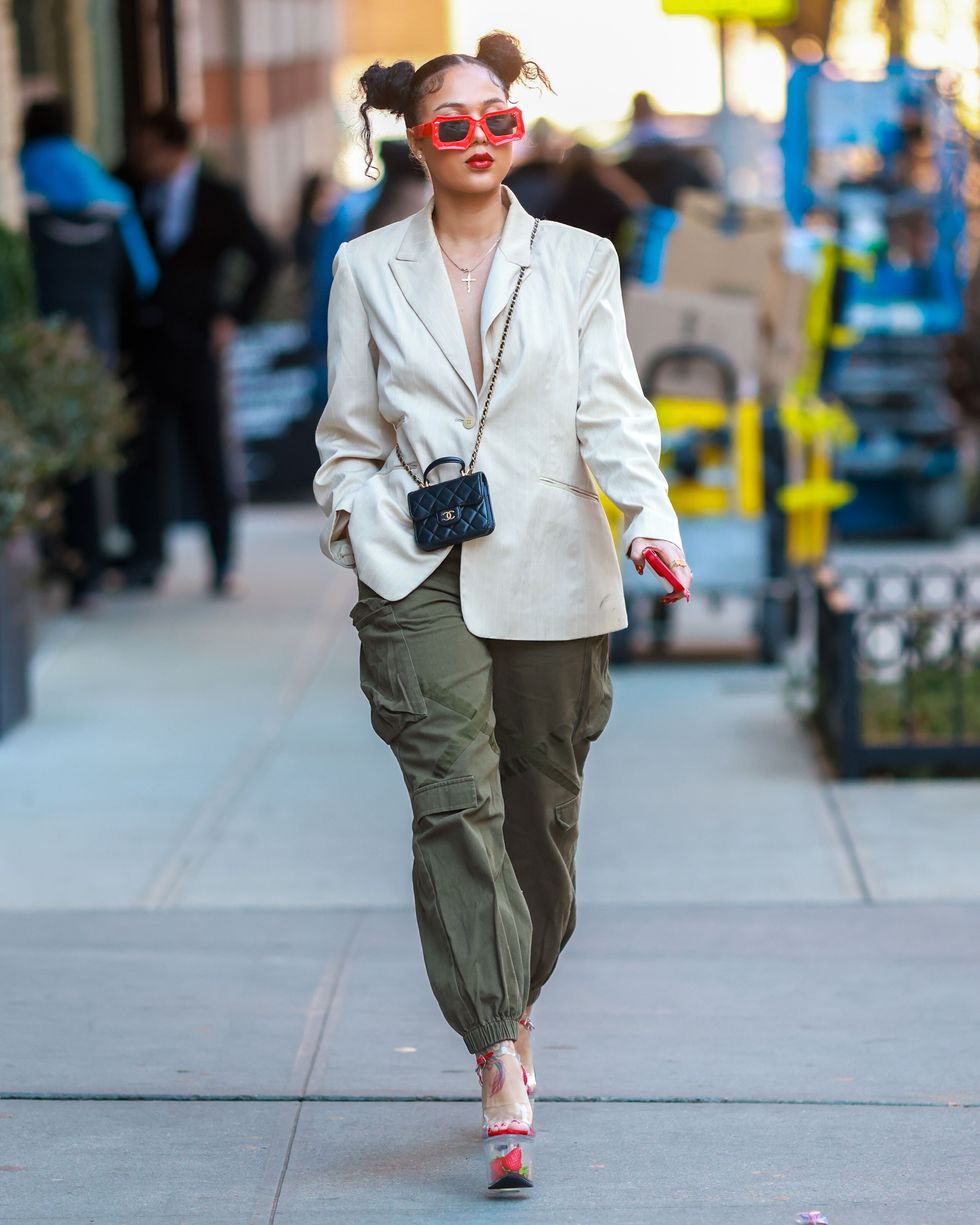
top-left (1, 505), bottom-right (978, 1223)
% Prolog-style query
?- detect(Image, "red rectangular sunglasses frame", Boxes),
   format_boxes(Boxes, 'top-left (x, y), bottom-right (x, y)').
top-left (409, 106), bottom-right (525, 151)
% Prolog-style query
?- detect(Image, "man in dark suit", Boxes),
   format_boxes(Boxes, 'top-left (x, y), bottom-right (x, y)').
top-left (118, 111), bottom-right (276, 595)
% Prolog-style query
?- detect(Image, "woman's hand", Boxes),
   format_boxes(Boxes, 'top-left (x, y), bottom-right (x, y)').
top-left (627, 537), bottom-right (692, 603)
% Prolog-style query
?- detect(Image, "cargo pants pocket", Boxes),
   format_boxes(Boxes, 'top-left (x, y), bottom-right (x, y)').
top-left (349, 595), bottom-right (428, 745)
top-left (581, 634), bottom-right (614, 745)
top-left (554, 792), bottom-right (581, 893)
top-left (554, 792), bottom-right (581, 842)
top-left (412, 775), bottom-right (479, 821)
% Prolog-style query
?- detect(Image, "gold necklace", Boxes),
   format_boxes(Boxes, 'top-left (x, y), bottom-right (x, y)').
top-left (437, 233), bottom-right (501, 293)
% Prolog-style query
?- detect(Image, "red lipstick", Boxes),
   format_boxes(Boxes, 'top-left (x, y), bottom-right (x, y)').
top-left (466, 152), bottom-right (494, 168)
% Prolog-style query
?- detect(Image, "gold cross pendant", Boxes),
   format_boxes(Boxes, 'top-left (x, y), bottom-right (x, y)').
top-left (461, 270), bottom-right (475, 293)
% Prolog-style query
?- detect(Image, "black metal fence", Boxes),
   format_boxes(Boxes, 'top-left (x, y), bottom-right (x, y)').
top-left (815, 565), bottom-right (980, 777)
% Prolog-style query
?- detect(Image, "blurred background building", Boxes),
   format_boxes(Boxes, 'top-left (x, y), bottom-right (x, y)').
top-left (0, 0), bottom-right (453, 231)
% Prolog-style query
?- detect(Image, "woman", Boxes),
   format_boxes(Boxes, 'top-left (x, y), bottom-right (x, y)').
top-left (313, 31), bottom-right (689, 1194)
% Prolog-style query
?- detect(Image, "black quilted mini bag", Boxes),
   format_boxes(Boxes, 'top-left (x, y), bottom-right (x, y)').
top-left (396, 218), bottom-right (539, 553)
top-left (406, 458), bottom-right (494, 551)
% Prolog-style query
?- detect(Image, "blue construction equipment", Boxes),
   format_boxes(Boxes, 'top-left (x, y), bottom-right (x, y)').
top-left (781, 58), bottom-right (971, 539)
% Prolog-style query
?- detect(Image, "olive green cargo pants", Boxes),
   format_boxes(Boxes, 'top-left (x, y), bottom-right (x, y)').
top-left (349, 545), bottom-right (614, 1054)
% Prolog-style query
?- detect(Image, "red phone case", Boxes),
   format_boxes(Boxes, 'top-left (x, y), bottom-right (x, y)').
top-left (642, 548), bottom-right (690, 603)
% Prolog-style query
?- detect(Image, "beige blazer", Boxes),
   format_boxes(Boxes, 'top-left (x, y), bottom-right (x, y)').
top-left (313, 184), bottom-right (682, 640)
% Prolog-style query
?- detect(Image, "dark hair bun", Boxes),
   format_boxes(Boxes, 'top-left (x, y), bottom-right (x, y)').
top-left (358, 59), bottom-right (416, 117)
top-left (475, 30), bottom-right (552, 94)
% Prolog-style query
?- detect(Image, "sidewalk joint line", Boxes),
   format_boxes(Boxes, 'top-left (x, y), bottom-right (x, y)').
top-left (3, 1092), bottom-right (973, 1108)
top-left (820, 780), bottom-right (875, 903)
top-left (262, 913), bottom-right (363, 1225)
top-left (138, 580), bottom-right (343, 910)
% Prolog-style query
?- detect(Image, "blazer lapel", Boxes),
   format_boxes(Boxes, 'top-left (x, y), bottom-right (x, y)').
top-left (479, 185), bottom-right (537, 344)
top-left (389, 200), bottom-right (477, 401)
top-left (389, 185), bottom-right (538, 403)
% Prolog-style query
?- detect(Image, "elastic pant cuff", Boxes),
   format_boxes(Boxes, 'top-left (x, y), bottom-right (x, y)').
top-left (463, 1016), bottom-right (519, 1055)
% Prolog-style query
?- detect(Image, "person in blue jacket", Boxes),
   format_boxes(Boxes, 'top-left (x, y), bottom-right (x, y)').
top-left (20, 98), bottom-right (159, 608)
top-left (21, 99), bottom-right (159, 311)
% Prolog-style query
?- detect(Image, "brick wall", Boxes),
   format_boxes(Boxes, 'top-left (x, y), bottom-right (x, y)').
top-left (0, 0), bottom-right (23, 226)
top-left (181, 0), bottom-right (337, 232)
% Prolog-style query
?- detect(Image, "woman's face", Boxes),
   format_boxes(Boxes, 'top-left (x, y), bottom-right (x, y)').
top-left (408, 62), bottom-right (517, 196)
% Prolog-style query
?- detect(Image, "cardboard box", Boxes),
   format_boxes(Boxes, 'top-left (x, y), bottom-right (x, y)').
top-left (632, 192), bottom-right (812, 403)
top-left (624, 281), bottom-right (761, 402)
top-left (662, 190), bottom-right (785, 299)
top-left (675, 189), bottom-right (785, 235)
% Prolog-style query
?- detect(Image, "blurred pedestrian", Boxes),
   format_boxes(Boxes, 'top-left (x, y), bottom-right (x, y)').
top-left (362, 139), bottom-right (430, 232)
top-left (307, 171), bottom-right (381, 406)
top-left (613, 88), bottom-right (715, 210)
top-left (313, 30), bottom-right (687, 1194)
top-left (626, 91), bottom-right (669, 146)
top-left (20, 97), bottom-right (158, 608)
top-left (307, 146), bottom-right (424, 406)
top-left (545, 142), bottom-right (634, 247)
top-left (504, 116), bottom-right (563, 216)
top-left (117, 111), bottom-right (276, 596)
top-left (617, 132), bottom-right (714, 210)
top-left (292, 172), bottom-right (327, 278)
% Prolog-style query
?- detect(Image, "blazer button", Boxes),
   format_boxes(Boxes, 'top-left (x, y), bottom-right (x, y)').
top-left (462, 414), bottom-right (475, 429)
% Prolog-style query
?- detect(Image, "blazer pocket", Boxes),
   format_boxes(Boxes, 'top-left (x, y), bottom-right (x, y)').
top-left (350, 596), bottom-right (427, 744)
top-left (379, 448), bottom-right (420, 478)
top-left (538, 475), bottom-right (600, 502)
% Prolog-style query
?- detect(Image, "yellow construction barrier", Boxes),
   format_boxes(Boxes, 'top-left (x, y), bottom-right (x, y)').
top-left (770, 233), bottom-right (863, 566)
top-left (637, 395), bottom-right (765, 520)
top-left (776, 394), bottom-right (857, 564)
top-left (607, 233), bottom-right (865, 573)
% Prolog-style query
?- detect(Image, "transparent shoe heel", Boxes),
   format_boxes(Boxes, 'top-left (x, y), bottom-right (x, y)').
top-left (517, 1009), bottom-right (536, 1096)
top-left (483, 1129), bottom-right (534, 1192)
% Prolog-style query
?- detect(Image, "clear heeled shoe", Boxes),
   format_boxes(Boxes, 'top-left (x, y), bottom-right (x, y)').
top-left (475, 1041), bottom-right (535, 1193)
top-left (516, 1009), bottom-right (536, 1096)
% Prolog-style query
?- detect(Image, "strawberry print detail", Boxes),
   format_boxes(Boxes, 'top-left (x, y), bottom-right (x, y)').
top-left (501, 1147), bottom-right (524, 1172)
top-left (490, 1146), bottom-right (527, 1182)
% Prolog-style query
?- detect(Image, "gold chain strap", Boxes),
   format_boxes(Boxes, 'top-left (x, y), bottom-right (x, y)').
top-left (396, 217), bottom-right (540, 488)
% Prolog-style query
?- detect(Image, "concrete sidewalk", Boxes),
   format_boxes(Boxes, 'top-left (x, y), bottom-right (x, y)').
top-left (1, 505), bottom-right (978, 1223)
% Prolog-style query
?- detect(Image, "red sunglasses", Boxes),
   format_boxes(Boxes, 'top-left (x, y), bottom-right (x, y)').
top-left (409, 106), bottom-right (525, 151)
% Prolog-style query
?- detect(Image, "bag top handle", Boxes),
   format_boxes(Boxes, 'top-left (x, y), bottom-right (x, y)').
top-left (422, 456), bottom-right (467, 484)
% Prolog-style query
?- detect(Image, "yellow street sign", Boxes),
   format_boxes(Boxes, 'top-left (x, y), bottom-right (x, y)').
top-left (662, 0), bottom-right (797, 23)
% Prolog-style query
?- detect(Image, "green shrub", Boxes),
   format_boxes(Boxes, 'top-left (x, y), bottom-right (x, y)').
top-left (0, 405), bottom-right (36, 540)
top-left (0, 224), bottom-right (35, 326)
top-left (0, 318), bottom-right (135, 542)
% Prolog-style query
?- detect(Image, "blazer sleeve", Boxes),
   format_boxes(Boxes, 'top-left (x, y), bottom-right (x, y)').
top-left (575, 235), bottom-right (683, 551)
top-left (312, 242), bottom-right (394, 567)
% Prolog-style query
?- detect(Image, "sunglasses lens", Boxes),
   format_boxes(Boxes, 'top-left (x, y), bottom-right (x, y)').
top-left (434, 118), bottom-right (471, 144)
top-left (485, 112), bottom-right (518, 137)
